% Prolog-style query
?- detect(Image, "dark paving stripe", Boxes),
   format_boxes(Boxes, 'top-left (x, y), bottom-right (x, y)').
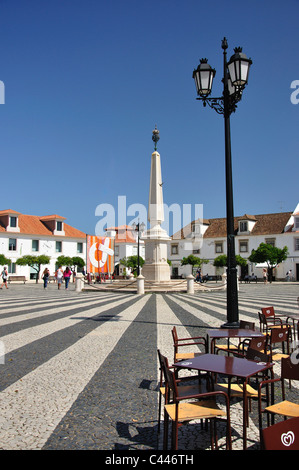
top-left (0, 295), bottom-right (139, 392)
top-left (42, 294), bottom-right (159, 450)
top-left (0, 294), bottom-right (129, 336)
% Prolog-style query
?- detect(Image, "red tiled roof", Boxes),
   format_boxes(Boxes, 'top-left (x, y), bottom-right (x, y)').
top-left (106, 225), bottom-right (138, 244)
top-left (0, 212), bottom-right (86, 238)
top-left (171, 212), bottom-right (293, 239)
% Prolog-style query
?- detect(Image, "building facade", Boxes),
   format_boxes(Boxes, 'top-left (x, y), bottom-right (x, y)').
top-left (0, 209), bottom-right (86, 280)
top-left (168, 203), bottom-right (299, 281)
top-left (107, 225), bottom-right (145, 277)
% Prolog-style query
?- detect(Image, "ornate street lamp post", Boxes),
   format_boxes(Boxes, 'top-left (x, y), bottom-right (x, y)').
top-left (132, 221), bottom-right (145, 276)
top-left (193, 37), bottom-right (252, 328)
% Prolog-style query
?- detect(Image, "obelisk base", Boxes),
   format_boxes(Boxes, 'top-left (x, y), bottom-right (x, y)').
top-left (142, 227), bottom-right (170, 281)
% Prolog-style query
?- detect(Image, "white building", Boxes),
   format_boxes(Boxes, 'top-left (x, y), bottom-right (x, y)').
top-left (0, 209), bottom-right (86, 280)
top-left (168, 203), bottom-right (299, 281)
top-left (107, 225), bottom-right (145, 277)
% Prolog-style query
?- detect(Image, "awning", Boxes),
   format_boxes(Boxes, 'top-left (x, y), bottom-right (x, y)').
top-left (255, 263), bottom-right (269, 268)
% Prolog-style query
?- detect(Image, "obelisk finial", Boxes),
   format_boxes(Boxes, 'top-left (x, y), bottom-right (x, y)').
top-left (152, 125), bottom-right (160, 151)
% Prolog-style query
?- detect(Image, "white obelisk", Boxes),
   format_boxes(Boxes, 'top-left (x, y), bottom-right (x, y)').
top-left (141, 126), bottom-right (170, 281)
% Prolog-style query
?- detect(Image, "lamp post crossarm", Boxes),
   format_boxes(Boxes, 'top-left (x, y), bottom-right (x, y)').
top-left (197, 88), bottom-right (244, 116)
top-left (197, 96), bottom-right (224, 114)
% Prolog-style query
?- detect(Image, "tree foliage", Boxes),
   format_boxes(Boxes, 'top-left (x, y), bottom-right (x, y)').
top-left (0, 254), bottom-right (11, 266)
top-left (213, 254), bottom-right (247, 267)
top-left (56, 255), bottom-right (85, 269)
top-left (120, 255), bottom-right (145, 275)
top-left (181, 255), bottom-right (209, 267)
top-left (248, 243), bottom-right (288, 268)
top-left (16, 255), bottom-right (51, 283)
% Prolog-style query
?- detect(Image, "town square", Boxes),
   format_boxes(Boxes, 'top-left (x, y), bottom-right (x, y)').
top-left (0, 0), bottom-right (298, 455)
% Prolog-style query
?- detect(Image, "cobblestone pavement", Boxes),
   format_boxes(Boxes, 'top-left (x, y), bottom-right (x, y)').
top-left (0, 282), bottom-right (298, 453)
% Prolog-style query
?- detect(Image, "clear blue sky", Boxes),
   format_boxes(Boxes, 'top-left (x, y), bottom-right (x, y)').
top-left (0, 0), bottom-right (298, 236)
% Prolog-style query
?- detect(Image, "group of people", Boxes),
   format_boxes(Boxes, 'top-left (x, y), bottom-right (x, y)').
top-left (41, 266), bottom-right (75, 290)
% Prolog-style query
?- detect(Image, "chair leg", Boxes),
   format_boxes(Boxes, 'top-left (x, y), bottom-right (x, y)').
top-left (158, 392), bottom-right (162, 433)
top-left (163, 413), bottom-right (169, 450)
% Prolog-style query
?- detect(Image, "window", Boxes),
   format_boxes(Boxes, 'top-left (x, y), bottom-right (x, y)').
top-left (115, 245), bottom-right (119, 257)
top-left (77, 242), bottom-right (83, 253)
top-left (171, 245), bottom-right (178, 255)
top-left (239, 221), bottom-right (248, 232)
top-left (56, 241), bottom-right (62, 252)
top-left (10, 216), bottom-right (17, 228)
top-left (56, 221), bottom-right (63, 231)
top-left (9, 238), bottom-right (16, 251)
top-left (265, 238), bottom-right (276, 247)
top-left (8, 263), bottom-right (16, 274)
top-left (295, 238), bottom-right (299, 251)
top-left (239, 241), bottom-right (248, 253)
top-left (295, 217), bottom-right (299, 230)
top-left (193, 248), bottom-right (200, 254)
top-left (215, 242), bottom-right (223, 253)
top-left (32, 240), bottom-right (39, 252)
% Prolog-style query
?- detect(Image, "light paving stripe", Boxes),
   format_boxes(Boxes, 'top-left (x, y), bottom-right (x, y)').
top-left (0, 293), bottom-right (127, 327)
top-left (0, 294), bottom-right (135, 355)
top-left (0, 291), bottom-right (120, 315)
top-left (0, 294), bottom-right (150, 450)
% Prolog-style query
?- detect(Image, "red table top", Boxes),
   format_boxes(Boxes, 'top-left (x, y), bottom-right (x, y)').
top-left (174, 353), bottom-right (272, 379)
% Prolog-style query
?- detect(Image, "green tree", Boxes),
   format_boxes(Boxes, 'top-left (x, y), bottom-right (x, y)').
top-left (16, 255), bottom-right (51, 283)
top-left (71, 256), bottom-right (85, 270)
top-left (248, 243), bottom-right (288, 282)
top-left (120, 255), bottom-right (145, 276)
top-left (56, 255), bottom-right (73, 267)
top-left (213, 254), bottom-right (247, 268)
top-left (0, 254), bottom-right (11, 266)
top-left (181, 255), bottom-right (209, 274)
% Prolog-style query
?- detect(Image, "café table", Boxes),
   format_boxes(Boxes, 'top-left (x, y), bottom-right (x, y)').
top-left (174, 353), bottom-right (274, 450)
top-left (207, 328), bottom-right (265, 354)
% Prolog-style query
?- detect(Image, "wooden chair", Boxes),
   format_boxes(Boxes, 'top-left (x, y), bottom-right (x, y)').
top-left (258, 356), bottom-right (299, 440)
top-left (162, 355), bottom-right (231, 450)
top-left (262, 416), bottom-right (299, 450)
top-left (237, 334), bottom-right (268, 357)
top-left (214, 320), bottom-right (256, 355)
top-left (258, 311), bottom-right (287, 336)
top-left (267, 326), bottom-right (291, 361)
top-left (215, 348), bottom-right (272, 422)
top-left (157, 349), bottom-right (208, 433)
top-left (171, 326), bottom-right (208, 363)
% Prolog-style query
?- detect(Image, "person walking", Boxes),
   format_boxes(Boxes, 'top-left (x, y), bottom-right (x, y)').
top-left (55, 266), bottom-right (64, 290)
top-left (42, 267), bottom-right (50, 289)
top-left (63, 267), bottom-right (72, 290)
top-left (0, 266), bottom-right (8, 289)
top-left (263, 268), bottom-right (268, 285)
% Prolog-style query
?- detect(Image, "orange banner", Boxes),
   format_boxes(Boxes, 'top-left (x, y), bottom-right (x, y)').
top-left (87, 236), bottom-right (115, 274)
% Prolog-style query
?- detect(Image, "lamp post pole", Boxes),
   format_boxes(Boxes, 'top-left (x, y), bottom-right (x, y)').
top-left (222, 38), bottom-right (239, 328)
top-left (132, 221), bottom-right (145, 276)
top-left (192, 37), bottom-right (252, 328)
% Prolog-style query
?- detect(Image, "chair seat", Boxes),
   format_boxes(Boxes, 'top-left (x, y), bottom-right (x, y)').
top-left (215, 344), bottom-right (238, 351)
top-left (165, 400), bottom-right (226, 422)
top-left (271, 352), bottom-right (289, 361)
top-left (265, 400), bottom-right (299, 418)
top-left (175, 352), bottom-right (202, 361)
top-left (216, 383), bottom-right (264, 398)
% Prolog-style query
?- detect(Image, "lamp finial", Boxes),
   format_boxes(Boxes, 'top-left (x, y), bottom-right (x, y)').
top-left (152, 125), bottom-right (160, 151)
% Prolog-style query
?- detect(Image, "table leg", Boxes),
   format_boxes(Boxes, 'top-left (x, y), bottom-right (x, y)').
top-left (243, 378), bottom-right (248, 450)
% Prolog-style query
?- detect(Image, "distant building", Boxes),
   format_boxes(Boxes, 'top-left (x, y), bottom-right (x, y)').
top-left (168, 203), bottom-right (299, 281)
top-left (106, 225), bottom-right (145, 277)
top-left (0, 209), bottom-right (86, 280)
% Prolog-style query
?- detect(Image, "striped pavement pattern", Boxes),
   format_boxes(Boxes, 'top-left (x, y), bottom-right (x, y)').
top-left (0, 283), bottom-right (298, 450)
